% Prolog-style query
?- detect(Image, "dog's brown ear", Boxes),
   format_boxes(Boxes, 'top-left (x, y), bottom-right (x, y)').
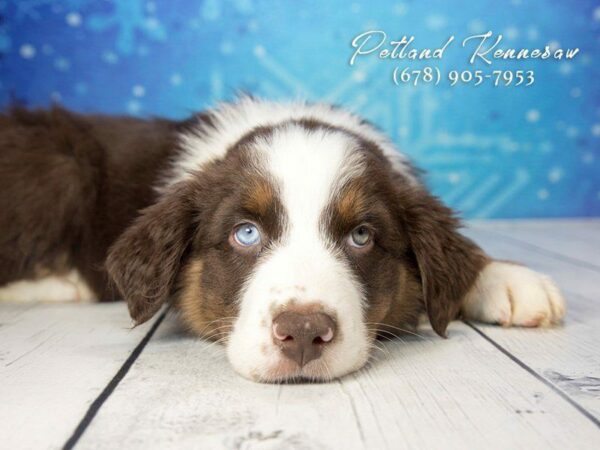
top-left (106, 182), bottom-right (197, 325)
top-left (398, 186), bottom-right (487, 337)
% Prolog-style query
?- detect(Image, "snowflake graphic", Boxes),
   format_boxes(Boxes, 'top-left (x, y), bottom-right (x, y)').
top-left (86, 1), bottom-right (166, 54)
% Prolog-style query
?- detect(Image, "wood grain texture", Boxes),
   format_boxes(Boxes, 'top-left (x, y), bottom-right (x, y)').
top-left (0, 303), bottom-right (157, 450)
top-left (465, 223), bottom-right (600, 422)
top-left (78, 310), bottom-right (600, 450)
top-left (470, 219), bottom-right (600, 268)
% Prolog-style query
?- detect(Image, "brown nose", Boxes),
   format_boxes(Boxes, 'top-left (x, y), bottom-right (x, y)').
top-left (272, 311), bottom-right (336, 367)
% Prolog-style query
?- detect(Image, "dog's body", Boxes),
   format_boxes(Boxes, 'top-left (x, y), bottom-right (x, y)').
top-left (0, 98), bottom-right (565, 382)
top-left (0, 109), bottom-right (184, 299)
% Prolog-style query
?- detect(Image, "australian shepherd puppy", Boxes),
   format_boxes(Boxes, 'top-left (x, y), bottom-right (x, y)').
top-left (0, 97), bottom-right (565, 382)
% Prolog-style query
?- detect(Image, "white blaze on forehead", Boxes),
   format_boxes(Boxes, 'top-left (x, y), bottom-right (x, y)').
top-left (257, 124), bottom-right (365, 246)
top-left (167, 96), bottom-right (417, 189)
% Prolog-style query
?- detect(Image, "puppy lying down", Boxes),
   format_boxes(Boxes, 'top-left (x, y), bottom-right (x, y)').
top-left (0, 97), bottom-right (565, 382)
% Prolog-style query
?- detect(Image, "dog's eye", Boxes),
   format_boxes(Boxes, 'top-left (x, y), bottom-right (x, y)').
top-left (348, 225), bottom-right (372, 248)
top-left (234, 223), bottom-right (262, 247)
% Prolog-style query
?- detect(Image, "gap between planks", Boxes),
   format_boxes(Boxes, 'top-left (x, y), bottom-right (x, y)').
top-left (465, 321), bottom-right (600, 429)
top-left (464, 222), bottom-right (600, 427)
top-left (62, 307), bottom-right (170, 450)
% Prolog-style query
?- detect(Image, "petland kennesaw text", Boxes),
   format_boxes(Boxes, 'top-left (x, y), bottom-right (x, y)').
top-left (349, 31), bottom-right (580, 65)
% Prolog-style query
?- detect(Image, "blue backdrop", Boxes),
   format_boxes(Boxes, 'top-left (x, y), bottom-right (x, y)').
top-left (1, 0), bottom-right (598, 218)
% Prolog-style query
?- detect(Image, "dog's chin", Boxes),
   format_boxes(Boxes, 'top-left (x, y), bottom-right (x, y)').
top-left (253, 359), bottom-right (337, 384)
top-left (228, 350), bottom-right (370, 384)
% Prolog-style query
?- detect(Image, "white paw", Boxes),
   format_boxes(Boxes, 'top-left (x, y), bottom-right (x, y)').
top-left (462, 261), bottom-right (566, 327)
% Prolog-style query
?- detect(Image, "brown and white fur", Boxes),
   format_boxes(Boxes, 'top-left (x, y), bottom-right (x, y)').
top-left (0, 97), bottom-right (565, 382)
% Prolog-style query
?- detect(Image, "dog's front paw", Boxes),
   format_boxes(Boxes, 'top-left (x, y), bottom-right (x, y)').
top-left (462, 261), bottom-right (566, 327)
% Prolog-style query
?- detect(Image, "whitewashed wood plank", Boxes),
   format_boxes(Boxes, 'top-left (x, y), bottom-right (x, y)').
top-left (462, 224), bottom-right (600, 423)
top-left (469, 219), bottom-right (600, 268)
top-left (0, 302), bottom-right (158, 450)
top-left (78, 312), bottom-right (600, 450)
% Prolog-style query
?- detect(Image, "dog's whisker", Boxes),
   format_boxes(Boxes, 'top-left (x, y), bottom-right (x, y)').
top-left (374, 330), bottom-right (401, 341)
top-left (368, 345), bottom-right (388, 362)
top-left (200, 334), bottom-right (231, 355)
top-left (365, 327), bottom-right (403, 345)
top-left (205, 324), bottom-right (235, 335)
top-left (365, 322), bottom-right (426, 340)
top-left (371, 340), bottom-right (389, 355)
top-left (193, 317), bottom-right (238, 337)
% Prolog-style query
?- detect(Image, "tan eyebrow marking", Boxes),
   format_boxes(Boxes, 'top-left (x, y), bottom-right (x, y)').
top-left (243, 177), bottom-right (276, 216)
top-left (336, 182), bottom-right (367, 224)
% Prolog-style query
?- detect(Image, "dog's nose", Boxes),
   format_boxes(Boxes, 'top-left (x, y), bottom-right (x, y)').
top-left (272, 311), bottom-right (336, 367)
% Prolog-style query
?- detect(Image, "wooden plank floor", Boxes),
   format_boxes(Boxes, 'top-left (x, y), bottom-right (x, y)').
top-left (0, 303), bottom-right (163, 450)
top-left (1, 220), bottom-right (599, 449)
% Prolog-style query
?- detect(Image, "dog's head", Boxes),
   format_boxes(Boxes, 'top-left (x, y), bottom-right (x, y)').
top-left (107, 99), bottom-right (485, 382)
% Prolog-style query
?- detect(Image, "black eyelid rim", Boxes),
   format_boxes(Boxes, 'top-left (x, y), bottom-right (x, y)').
top-left (233, 219), bottom-right (261, 230)
top-left (349, 221), bottom-right (377, 237)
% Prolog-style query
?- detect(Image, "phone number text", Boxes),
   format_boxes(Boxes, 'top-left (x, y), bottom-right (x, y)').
top-left (392, 67), bottom-right (535, 86)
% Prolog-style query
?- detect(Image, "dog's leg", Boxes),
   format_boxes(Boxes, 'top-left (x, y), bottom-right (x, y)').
top-left (461, 261), bottom-right (566, 327)
top-left (0, 270), bottom-right (96, 303)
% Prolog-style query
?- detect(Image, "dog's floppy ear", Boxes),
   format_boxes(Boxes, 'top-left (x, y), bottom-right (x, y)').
top-left (398, 185), bottom-right (488, 337)
top-left (106, 182), bottom-right (197, 325)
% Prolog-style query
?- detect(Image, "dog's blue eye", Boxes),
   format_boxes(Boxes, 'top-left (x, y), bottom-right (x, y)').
top-left (348, 225), bottom-right (372, 248)
top-left (234, 223), bottom-right (261, 247)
